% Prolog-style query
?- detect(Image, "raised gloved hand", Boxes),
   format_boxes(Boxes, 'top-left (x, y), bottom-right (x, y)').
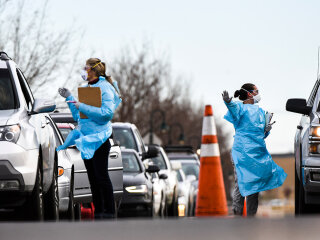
top-left (265, 124), bottom-right (272, 132)
top-left (58, 88), bottom-right (71, 98)
top-left (222, 90), bottom-right (232, 103)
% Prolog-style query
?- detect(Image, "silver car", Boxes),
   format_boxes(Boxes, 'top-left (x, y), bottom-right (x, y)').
top-left (46, 119), bottom-right (74, 220)
top-left (0, 52), bottom-right (59, 221)
top-left (50, 113), bottom-right (124, 218)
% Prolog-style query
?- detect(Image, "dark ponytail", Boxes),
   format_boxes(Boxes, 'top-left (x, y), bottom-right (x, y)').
top-left (234, 83), bottom-right (255, 101)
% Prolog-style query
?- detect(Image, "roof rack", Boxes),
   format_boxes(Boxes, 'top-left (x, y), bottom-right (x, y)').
top-left (164, 145), bottom-right (195, 154)
top-left (0, 52), bottom-right (11, 60)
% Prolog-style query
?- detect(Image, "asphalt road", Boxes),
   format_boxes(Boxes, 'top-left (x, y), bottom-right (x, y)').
top-left (0, 216), bottom-right (320, 240)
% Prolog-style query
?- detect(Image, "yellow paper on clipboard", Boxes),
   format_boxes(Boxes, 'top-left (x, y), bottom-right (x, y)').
top-left (78, 87), bottom-right (101, 119)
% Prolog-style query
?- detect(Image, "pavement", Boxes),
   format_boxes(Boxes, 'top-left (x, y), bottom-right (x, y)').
top-left (1, 216), bottom-right (320, 240)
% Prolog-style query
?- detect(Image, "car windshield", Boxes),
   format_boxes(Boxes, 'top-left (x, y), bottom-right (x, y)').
top-left (122, 153), bottom-right (141, 173)
top-left (180, 162), bottom-right (199, 180)
top-left (151, 152), bottom-right (167, 170)
top-left (113, 128), bottom-right (138, 151)
top-left (58, 127), bottom-right (72, 141)
top-left (0, 69), bottom-right (16, 110)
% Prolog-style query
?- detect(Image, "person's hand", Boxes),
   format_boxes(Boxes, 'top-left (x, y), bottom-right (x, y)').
top-left (58, 88), bottom-right (71, 98)
top-left (265, 124), bottom-right (272, 132)
top-left (222, 90), bottom-right (232, 103)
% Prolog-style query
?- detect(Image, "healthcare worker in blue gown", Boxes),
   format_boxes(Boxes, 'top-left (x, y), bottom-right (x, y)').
top-left (57, 58), bottom-right (122, 219)
top-left (222, 83), bottom-right (286, 216)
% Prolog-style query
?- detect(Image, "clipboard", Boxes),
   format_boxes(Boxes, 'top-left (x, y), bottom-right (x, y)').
top-left (78, 87), bottom-right (102, 119)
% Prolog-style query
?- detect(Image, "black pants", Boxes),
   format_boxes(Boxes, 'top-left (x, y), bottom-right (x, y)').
top-left (84, 139), bottom-right (115, 217)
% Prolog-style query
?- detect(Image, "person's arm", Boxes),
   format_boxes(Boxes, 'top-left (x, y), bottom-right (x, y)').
top-left (78, 88), bottom-right (115, 124)
top-left (66, 95), bottom-right (80, 122)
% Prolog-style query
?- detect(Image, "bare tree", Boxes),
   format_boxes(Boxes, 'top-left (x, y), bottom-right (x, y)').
top-left (111, 43), bottom-right (233, 199)
top-left (0, 0), bottom-right (82, 96)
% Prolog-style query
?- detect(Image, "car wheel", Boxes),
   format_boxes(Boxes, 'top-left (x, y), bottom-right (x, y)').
top-left (169, 188), bottom-right (178, 217)
top-left (74, 203), bottom-right (81, 221)
top-left (295, 165), bottom-right (301, 215)
top-left (25, 160), bottom-right (44, 221)
top-left (44, 160), bottom-right (59, 221)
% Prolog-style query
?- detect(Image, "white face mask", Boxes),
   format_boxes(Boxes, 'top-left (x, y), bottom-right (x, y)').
top-left (241, 88), bottom-right (261, 103)
top-left (80, 70), bottom-right (88, 81)
top-left (253, 94), bottom-right (261, 103)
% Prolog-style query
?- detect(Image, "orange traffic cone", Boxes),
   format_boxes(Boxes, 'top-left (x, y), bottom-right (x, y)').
top-left (243, 198), bottom-right (247, 217)
top-left (195, 105), bottom-right (228, 216)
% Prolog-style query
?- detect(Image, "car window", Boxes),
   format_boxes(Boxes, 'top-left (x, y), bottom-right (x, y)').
top-left (151, 152), bottom-right (167, 170)
top-left (307, 80), bottom-right (320, 107)
top-left (122, 153), bottom-right (141, 173)
top-left (113, 128), bottom-right (138, 151)
top-left (47, 117), bottom-right (63, 147)
top-left (16, 69), bottom-right (33, 111)
top-left (58, 127), bottom-right (72, 141)
top-left (134, 129), bottom-right (146, 153)
top-left (176, 170), bottom-right (183, 182)
top-left (180, 162), bottom-right (200, 180)
top-left (0, 69), bottom-right (16, 110)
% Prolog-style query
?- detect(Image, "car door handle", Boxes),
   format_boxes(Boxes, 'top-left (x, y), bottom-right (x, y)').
top-left (297, 125), bottom-right (303, 130)
top-left (109, 153), bottom-right (118, 159)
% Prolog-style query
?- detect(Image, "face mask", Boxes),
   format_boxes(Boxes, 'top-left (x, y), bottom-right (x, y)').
top-left (253, 94), bottom-right (261, 103)
top-left (241, 88), bottom-right (261, 103)
top-left (80, 69), bottom-right (88, 81)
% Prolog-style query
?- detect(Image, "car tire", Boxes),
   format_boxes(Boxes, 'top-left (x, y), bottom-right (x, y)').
top-left (44, 160), bottom-right (59, 221)
top-left (25, 159), bottom-right (44, 221)
top-left (295, 165), bottom-right (302, 215)
top-left (74, 203), bottom-right (81, 221)
top-left (169, 188), bottom-right (178, 217)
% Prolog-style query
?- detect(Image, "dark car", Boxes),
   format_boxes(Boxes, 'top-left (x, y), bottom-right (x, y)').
top-left (164, 145), bottom-right (200, 216)
top-left (119, 149), bottom-right (161, 217)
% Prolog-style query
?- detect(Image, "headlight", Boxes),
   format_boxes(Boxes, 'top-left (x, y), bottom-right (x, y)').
top-left (310, 126), bottom-right (320, 137)
top-left (0, 124), bottom-right (20, 143)
top-left (125, 185), bottom-right (147, 193)
top-left (309, 126), bottom-right (320, 154)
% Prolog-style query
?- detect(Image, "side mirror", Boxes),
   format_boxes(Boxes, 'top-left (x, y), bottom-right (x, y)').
top-left (146, 165), bottom-right (160, 173)
top-left (286, 98), bottom-right (312, 115)
top-left (31, 98), bottom-right (56, 114)
top-left (171, 161), bottom-right (182, 171)
top-left (142, 145), bottom-right (159, 160)
top-left (159, 173), bottom-right (168, 180)
top-left (186, 175), bottom-right (197, 182)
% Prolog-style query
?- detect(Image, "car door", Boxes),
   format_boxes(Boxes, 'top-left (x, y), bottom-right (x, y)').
top-left (16, 69), bottom-right (54, 190)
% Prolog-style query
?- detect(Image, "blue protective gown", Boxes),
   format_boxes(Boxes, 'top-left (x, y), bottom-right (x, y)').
top-left (57, 76), bottom-right (122, 160)
top-left (224, 100), bottom-right (287, 197)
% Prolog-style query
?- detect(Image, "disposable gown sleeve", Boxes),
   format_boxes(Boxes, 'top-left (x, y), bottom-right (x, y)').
top-left (78, 87), bottom-right (115, 124)
top-left (223, 100), bottom-right (244, 126)
top-left (66, 95), bottom-right (80, 122)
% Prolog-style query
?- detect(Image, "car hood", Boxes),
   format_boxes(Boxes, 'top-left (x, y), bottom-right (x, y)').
top-left (0, 110), bottom-right (16, 125)
top-left (123, 172), bottom-right (146, 186)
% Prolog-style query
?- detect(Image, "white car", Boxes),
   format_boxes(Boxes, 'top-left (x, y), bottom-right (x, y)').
top-left (0, 52), bottom-right (61, 221)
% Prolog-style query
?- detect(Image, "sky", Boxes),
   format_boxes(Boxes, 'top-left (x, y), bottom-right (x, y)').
top-left (27, 0), bottom-right (320, 153)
